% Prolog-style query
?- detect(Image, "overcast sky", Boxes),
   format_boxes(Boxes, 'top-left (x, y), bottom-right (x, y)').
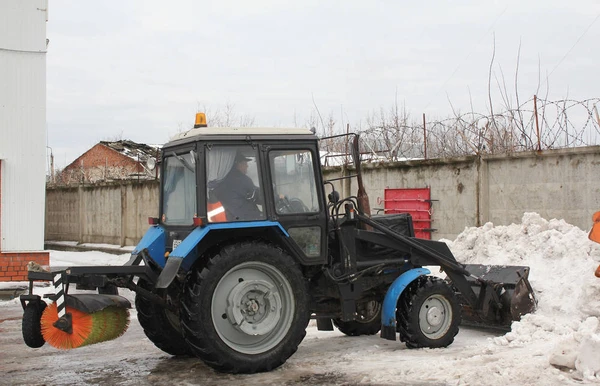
top-left (46, 0), bottom-right (600, 168)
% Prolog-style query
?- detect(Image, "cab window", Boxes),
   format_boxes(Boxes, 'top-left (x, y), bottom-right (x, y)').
top-left (269, 150), bottom-right (320, 215)
top-left (206, 146), bottom-right (265, 222)
top-left (162, 152), bottom-right (197, 225)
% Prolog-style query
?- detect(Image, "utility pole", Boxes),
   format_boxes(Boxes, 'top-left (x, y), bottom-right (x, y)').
top-left (46, 146), bottom-right (55, 183)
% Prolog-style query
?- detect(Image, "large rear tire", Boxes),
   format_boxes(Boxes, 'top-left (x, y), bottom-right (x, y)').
top-left (333, 299), bottom-right (382, 336)
top-left (22, 301), bottom-right (47, 348)
top-left (397, 276), bottom-right (460, 348)
top-left (135, 279), bottom-right (190, 356)
top-left (180, 242), bottom-right (310, 374)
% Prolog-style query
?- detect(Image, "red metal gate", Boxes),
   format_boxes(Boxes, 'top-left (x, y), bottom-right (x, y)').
top-left (379, 188), bottom-right (435, 239)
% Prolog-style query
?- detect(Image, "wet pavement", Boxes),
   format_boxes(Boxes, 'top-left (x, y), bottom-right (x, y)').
top-left (0, 299), bottom-right (452, 386)
top-left (2, 307), bottom-right (306, 386)
top-left (0, 303), bottom-right (366, 386)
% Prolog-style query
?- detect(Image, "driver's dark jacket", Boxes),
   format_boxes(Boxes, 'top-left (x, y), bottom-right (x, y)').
top-left (213, 168), bottom-right (263, 221)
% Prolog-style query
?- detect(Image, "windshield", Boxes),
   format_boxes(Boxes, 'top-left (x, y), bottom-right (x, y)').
top-left (162, 152), bottom-right (197, 225)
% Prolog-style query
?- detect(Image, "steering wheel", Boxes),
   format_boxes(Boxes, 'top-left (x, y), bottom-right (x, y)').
top-left (276, 196), bottom-right (294, 214)
top-left (276, 196), bottom-right (310, 214)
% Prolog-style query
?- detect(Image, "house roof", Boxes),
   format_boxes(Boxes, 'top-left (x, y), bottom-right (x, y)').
top-left (98, 140), bottom-right (160, 163)
top-left (62, 140), bottom-right (161, 173)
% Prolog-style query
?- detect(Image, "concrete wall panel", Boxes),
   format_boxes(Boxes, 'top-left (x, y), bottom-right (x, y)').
top-left (122, 181), bottom-right (159, 246)
top-left (45, 187), bottom-right (79, 241)
top-left (81, 185), bottom-right (121, 245)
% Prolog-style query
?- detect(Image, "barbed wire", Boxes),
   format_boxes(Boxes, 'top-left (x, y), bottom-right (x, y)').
top-left (319, 97), bottom-right (600, 162)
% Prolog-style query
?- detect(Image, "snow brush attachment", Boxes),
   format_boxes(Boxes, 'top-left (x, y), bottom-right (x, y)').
top-left (40, 294), bottom-right (131, 350)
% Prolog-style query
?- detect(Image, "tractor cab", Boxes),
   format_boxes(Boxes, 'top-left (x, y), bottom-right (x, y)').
top-left (158, 114), bottom-right (329, 268)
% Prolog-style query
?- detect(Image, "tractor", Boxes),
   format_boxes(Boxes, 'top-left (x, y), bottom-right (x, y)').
top-left (20, 114), bottom-right (536, 373)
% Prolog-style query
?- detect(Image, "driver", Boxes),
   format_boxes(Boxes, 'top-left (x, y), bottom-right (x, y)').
top-left (214, 152), bottom-right (263, 221)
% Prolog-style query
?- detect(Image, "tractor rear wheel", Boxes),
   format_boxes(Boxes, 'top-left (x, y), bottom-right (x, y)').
top-left (22, 301), bottom-right (47, 348)
top-left (135, 279), bottom-right (190, 356)
top-left (333, 299), bottom-right (382, 336)
top-left (180, 242), bottom-right (310, 374)
top-left (397, 276), bottom-right (460, 348)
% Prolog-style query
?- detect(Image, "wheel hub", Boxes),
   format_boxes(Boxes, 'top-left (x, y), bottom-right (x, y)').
top-left (225, 279), bottom-right (281, 336)
top-left (425, 306), bottom-right (443, 327)
top-left (418, 294), bottom-right (452, 338)
top-left (356, 300), bottom-right (381, 323)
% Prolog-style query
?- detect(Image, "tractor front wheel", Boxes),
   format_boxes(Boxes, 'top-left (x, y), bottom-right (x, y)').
top-left (397, 276), bottom-right (460, 349)
top-left (180, 242), bottom-right (310, 374)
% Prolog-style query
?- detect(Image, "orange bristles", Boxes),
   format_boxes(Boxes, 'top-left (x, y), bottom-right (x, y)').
top-left (40, 302), bottom-right (130, 350)
top-left (41, 303), bottom-right (93, 349)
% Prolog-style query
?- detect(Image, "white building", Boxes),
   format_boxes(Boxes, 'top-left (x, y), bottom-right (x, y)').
top-left (0, 0), bottom-right (49, 280)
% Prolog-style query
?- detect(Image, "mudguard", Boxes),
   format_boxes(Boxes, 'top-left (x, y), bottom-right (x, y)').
top-left (132, 225), bottom-right (167, 267)
top-left (380, 267), bottom-right (430, 341)
top-left (154, 221), bottom-right (288, 289)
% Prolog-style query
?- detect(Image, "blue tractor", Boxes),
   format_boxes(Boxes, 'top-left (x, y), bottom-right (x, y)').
top-left (20, 114), bottom-right (535, 373)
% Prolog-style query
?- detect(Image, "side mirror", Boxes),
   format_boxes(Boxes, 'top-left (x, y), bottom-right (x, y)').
top-left (328, 190), bottom-right (340, 204)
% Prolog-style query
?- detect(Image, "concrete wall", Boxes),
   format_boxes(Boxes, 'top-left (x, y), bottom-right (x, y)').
top-left (45, 146), bottom-right (600, 245)
top-left (45, 186), bottom-right (79, 241)
top-left (480, 147), bottom-right (600, 232)
top-left (46, 180), bottom-right (159, 246)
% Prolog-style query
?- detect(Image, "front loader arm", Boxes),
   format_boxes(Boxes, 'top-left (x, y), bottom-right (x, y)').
top-left (354, 212), bottom-right (536, 328)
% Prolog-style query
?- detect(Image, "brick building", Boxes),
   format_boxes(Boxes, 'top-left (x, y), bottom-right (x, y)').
top-left (0, 1), bottom-right (49, 281)
top-left (59, 140), bottom-right (160, 185)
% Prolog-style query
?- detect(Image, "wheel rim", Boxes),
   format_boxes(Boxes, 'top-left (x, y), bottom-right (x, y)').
top-left (211, 261), bottom-right (295, 354)
top-left (356, 300), bottom-right (381, 323)
top-left (418, 294), bottom-right (452, 339)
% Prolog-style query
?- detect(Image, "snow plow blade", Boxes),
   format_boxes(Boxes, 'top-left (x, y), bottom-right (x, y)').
top-left (458, 264), bottom-right (536, 330)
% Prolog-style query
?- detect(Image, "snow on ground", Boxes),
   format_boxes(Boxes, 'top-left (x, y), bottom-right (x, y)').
top-left (45, 240), bottom-right (136, 252)
top-left (2, 212), bottom-right (600, 384)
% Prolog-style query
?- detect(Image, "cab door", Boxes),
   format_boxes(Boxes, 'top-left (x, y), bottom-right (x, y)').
top-left (264, 145), bottom-right (327, 265)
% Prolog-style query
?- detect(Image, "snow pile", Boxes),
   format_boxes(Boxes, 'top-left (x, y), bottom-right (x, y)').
top-left (445, 212), bottom-right (600, 380)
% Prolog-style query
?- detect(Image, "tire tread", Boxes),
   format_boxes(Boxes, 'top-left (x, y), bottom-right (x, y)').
top-left (181, 241), bottom-right (309, 374)
top-left (396, 276), bottom-right (460, 349)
